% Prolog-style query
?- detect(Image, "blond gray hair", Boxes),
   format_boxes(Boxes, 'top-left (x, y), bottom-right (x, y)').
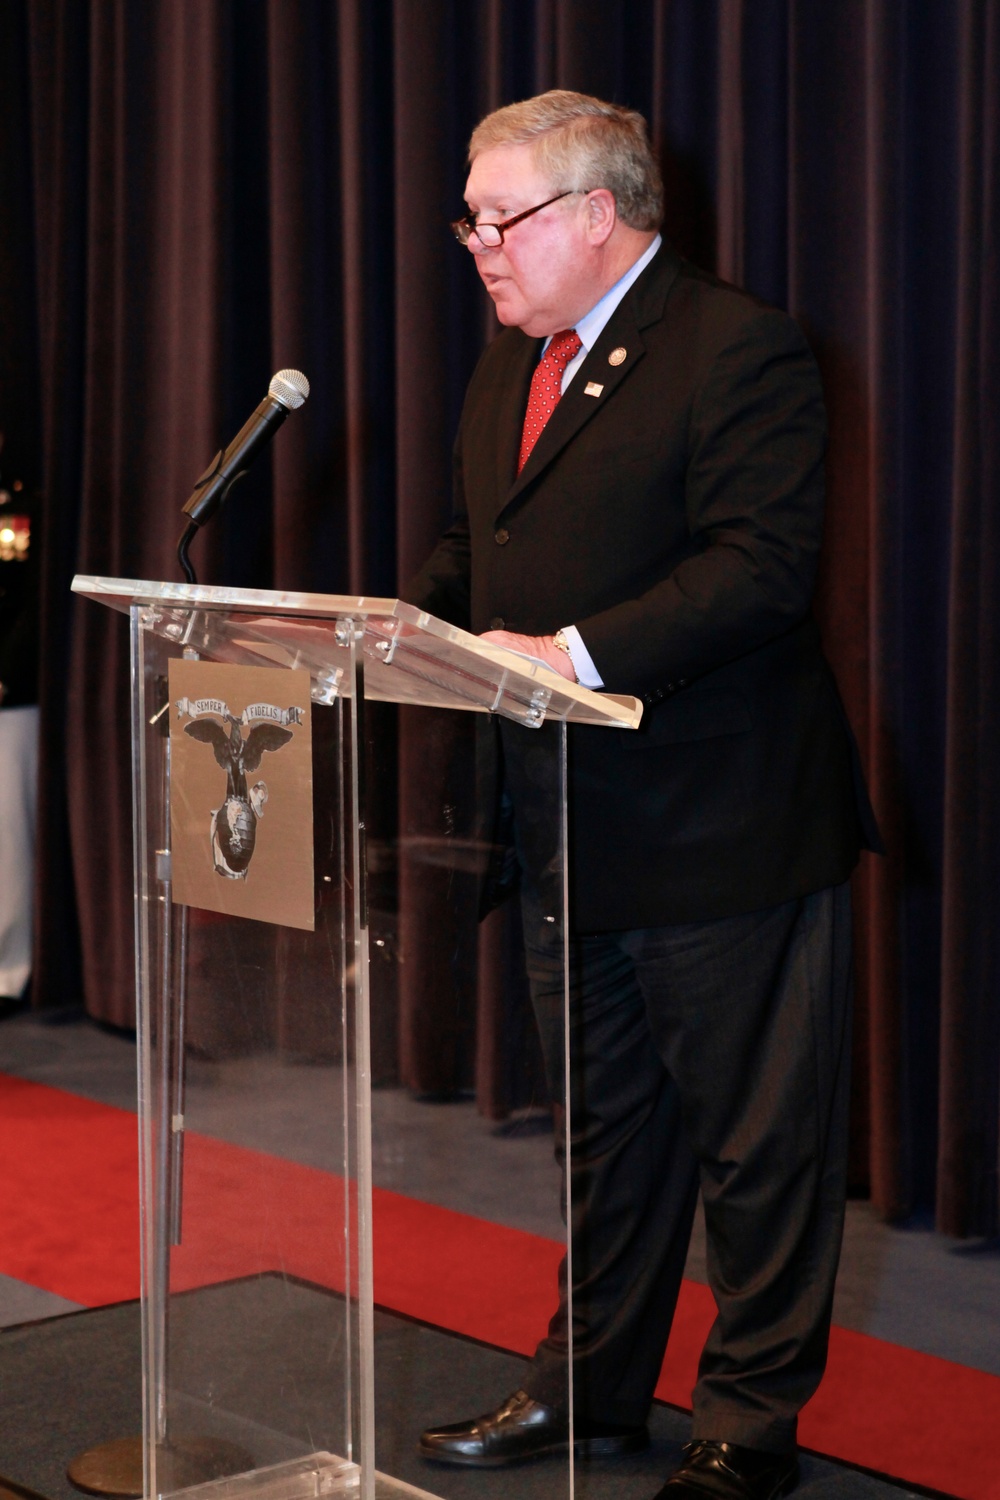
top-left (468, 90), bottom-right (663, 231)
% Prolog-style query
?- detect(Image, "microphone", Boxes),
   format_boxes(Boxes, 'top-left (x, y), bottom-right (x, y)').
top-left (181, 369), bottom-right (310, 528)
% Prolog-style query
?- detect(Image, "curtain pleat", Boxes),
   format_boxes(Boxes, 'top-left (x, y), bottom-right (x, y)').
top-left (4, 0), bottom-right (998, 1234)
top-left (938, 0), bottom-right (1000, 1238)
top-left (25, 0), bottom-right (92, 1015)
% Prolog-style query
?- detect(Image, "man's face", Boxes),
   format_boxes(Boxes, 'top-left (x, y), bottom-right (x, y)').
top-left (463, 143), bottom-right (596, 337)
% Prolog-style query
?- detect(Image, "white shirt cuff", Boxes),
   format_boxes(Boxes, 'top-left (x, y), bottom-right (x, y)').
top-left (560, 625), bottom-right (604, 689)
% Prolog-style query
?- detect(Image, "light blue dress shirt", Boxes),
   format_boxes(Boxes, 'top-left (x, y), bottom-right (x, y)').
top-left (544, 234), bottom-right (662, 688)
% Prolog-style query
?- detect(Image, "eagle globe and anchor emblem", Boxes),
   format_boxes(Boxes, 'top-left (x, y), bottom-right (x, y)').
top-left (176, 693), bottom-right (305, 880)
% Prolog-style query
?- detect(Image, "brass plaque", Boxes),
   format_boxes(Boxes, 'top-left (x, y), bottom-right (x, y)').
top-left (168, 660), bottom-right (315, 930)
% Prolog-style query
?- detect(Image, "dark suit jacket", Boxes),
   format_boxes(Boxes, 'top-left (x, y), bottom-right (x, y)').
top-left (406, 244), bottom-right (878, 929)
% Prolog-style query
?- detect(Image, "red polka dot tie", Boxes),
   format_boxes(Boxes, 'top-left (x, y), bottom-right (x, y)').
top-left (518, 328), bottom-right (583, 473)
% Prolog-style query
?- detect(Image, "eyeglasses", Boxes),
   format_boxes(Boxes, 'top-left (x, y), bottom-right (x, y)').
top-left (450, 191), bottom-right (578, 249)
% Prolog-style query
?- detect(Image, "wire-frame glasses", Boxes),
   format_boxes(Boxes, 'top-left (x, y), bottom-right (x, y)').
top-left (450, 191), bottom-right (578, 249)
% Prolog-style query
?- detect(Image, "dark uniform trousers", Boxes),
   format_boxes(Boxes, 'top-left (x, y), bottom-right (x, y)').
top-left (517, 873), bottom-right (854, 1456)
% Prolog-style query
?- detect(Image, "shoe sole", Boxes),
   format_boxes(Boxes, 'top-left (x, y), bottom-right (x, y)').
top-left (658, 1458), bottom-right (799, 1498)
top-left (419, 1428), bottom-right (650, 1468)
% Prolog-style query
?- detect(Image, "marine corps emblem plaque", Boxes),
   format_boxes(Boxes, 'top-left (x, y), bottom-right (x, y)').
top-left (168, 659), bottom-right (315, 930)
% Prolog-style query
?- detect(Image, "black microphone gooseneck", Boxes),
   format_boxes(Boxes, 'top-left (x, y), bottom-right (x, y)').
top-left (176, 368), bottom-right (310, 584)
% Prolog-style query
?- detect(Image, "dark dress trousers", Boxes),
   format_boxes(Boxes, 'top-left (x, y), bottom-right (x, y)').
top-left (404, 243), bottom-right (878, 1450)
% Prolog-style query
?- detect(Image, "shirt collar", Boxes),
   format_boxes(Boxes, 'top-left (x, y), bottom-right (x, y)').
top-left (573, 233), bottom-right (662, 353)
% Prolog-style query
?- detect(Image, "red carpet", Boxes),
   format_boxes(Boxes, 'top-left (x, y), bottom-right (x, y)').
top-left (2, 1074), bottom-right (997, 1499)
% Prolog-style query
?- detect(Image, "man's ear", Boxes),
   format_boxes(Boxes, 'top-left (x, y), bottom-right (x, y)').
top-left (585, 188), bottom-right (617, 245)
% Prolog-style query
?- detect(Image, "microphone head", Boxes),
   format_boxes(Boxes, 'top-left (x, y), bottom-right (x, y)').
top-left (268, 369), bottom-right (310, 410)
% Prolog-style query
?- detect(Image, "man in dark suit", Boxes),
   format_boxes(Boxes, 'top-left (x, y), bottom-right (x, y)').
top-left (407, 91), bottom-right (876, 1500)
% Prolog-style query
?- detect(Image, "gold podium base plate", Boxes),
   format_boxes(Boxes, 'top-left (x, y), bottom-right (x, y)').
top-left (67, 1436), bottom-right (254, 1498)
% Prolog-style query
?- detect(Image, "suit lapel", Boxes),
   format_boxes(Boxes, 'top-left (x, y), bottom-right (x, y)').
top-left (496, 244), bottom-right (682, 517)
top-left (494, 335), bottom-right (539, 509)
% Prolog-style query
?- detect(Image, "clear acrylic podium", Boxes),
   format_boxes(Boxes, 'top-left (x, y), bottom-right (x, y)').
top-left (72, 576), bottom-right (641, 1500)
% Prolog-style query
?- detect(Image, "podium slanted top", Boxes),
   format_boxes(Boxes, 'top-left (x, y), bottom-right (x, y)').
top-left (72, 575), bottom-right (642, 731)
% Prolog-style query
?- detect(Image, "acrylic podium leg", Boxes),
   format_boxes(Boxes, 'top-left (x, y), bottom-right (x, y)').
top-left (67, 705), bottom-right (250, 1500)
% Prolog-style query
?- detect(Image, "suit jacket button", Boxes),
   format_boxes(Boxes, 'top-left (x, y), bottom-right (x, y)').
top-left (489, 616), bottom-right (505, 630)
top-left (495, 528), bottom-right (510, 545)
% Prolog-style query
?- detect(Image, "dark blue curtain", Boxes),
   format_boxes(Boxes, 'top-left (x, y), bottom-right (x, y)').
top-left (1, 0), bottom-right (997, 1236)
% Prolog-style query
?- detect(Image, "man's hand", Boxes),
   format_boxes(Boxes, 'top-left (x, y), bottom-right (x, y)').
top-left (479, 630), bottom-right (576, 682)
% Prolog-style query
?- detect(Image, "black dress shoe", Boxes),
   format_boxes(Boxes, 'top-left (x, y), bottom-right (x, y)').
top-left (418, 1388), bottom-right (649, 1467)
top-left (652, 1440), bottom-right (799, 1499)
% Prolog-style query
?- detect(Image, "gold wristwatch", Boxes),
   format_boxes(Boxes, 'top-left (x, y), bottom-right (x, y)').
top-left (552, 630), bottom-right (578, 682)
